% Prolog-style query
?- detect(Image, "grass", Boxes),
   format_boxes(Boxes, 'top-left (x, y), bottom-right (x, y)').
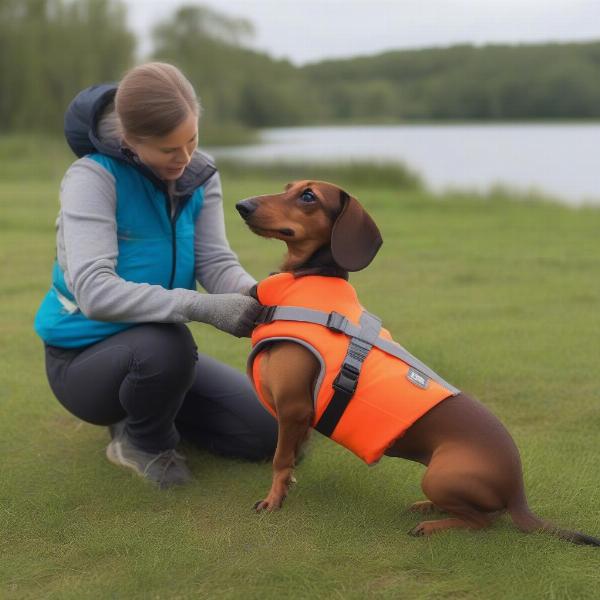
top-left (1, 136), bottom-right (600, 599)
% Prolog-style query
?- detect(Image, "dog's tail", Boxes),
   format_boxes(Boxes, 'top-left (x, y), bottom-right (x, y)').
top-left (507, 499), bottom-right (600, 547)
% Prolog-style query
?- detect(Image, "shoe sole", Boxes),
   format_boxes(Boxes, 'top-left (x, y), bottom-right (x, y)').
top-left (106, 440), bottom-right (146, 477)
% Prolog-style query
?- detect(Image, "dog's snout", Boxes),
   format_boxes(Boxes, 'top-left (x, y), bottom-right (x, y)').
top-left (236, 199), bottom-right (257, 220)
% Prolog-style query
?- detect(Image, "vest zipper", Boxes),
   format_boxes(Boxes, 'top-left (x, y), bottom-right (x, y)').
top-left (165, 197), bottom-right (177, 289)
top-left (168, 217), bottom-right (177, 289)
top-left (166, 196), bottom-right (191, 289)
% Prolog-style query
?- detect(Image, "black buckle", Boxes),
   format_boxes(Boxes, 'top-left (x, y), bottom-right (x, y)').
top-left (326, 311), bottom-right (348, 334)
top-left (332, 363), bottom-right (360, 395)
top-left (256, 305), bottom-right (277, 325)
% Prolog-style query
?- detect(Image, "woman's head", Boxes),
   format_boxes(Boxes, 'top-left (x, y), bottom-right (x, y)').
top-left (115, 62), bottom-right (200, 181)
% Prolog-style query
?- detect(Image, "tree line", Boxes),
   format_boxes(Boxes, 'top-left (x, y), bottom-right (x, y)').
top-left (2, 0), bottom-right (600, 137)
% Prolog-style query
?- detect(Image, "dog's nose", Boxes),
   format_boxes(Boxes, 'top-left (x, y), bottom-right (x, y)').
top-left (236, 199), bottom-right (257, 219)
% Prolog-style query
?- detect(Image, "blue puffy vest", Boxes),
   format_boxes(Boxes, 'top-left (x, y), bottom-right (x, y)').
top-left (34, 154), bottom-right (204, 348)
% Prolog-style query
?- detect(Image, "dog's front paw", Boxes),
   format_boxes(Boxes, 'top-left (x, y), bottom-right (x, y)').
top-left (408, 523), bottom-right (427, 537)
top-left (253, 499), bottom-right (272, 512)
top-left (253, 493), bottom-right (286, 513)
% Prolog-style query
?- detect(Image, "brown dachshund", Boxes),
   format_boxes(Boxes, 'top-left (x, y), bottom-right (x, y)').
top-left (236, 181), bottom-right (599, 545)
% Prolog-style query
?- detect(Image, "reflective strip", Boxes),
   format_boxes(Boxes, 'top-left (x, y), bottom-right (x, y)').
top-left (255, 305), bottom-right (460, 395)
top-left (53, 286), bottom-right (80, 314)
top-left (248, 336), bottom-right (327, 414)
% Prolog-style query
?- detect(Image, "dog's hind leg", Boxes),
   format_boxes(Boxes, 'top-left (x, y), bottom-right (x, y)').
top-left (408, 500), bottom-right (445, 514)
top-left (409, 453), bottom-right (508, 536)
top-left (409, 514), bottom-right (498, 537)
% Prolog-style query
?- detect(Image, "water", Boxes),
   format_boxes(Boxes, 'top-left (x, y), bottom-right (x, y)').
top-left (208, 123), bottom-right (600, 206)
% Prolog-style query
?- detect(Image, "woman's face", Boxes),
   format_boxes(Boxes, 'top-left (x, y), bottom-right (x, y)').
top-left (125, 111), bottom-right (198, 181)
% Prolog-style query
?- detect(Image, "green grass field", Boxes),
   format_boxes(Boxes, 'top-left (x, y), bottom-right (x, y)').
top-left (1, 138), bottom-right (600, 599)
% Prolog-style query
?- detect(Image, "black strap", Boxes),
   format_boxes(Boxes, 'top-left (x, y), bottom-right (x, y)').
top-left (314, 312), bottom-right (381, 437)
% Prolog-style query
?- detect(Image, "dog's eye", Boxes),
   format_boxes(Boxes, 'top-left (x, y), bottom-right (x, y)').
top-left (300, 190), bottom-right (316, 203)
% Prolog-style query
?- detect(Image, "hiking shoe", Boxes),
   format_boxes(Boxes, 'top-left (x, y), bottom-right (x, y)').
top-left (106, 422), bottom-right (192, 489)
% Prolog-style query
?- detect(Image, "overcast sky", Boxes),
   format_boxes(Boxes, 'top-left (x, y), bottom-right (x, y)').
top-left (124, 0), bottom-right (600, 65)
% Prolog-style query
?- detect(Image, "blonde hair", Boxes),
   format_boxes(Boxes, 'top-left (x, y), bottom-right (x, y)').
top-left (115, 62), bottom-right (200, 139)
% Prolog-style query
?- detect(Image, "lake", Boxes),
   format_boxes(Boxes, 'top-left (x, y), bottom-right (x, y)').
top-left (208, 123), bottom-right (600, 206)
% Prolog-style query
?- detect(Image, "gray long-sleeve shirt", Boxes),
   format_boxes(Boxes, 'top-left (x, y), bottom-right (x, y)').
top-left (55, 156), bottom-right (256, 324)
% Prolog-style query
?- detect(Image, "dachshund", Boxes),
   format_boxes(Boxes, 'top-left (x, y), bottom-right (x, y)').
top-left (236, 181), bottom-right (599, 545)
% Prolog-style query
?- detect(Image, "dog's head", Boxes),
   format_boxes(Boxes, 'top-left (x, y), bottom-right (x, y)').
top-left (236, 180), bottom-right (383, 274)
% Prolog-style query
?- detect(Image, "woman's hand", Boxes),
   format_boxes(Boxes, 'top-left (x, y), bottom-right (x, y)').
top-left (191, 293), bottom-right (263, 337)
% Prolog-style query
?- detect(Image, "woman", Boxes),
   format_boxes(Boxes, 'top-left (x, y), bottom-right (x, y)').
top-left (34, 62), bottom-right (277, 489)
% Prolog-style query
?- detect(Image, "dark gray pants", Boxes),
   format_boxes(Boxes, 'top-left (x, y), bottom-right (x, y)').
top-left (44, 323), bottom-right (277, 458)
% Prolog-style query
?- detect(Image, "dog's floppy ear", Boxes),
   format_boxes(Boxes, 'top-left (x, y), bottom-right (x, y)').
top-left (331, 191), bottom-right (383, 271)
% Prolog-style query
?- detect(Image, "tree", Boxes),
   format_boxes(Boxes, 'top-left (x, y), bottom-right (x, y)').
top-left (0, 0), bottom-right (135, 134)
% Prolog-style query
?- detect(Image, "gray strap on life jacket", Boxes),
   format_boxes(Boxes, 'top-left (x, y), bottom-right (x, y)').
top-left (255, 306), bottom-right (460, 396)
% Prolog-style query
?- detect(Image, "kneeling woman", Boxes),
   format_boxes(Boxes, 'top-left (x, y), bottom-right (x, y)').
top-left (34, 62), bottom-right (277, 488)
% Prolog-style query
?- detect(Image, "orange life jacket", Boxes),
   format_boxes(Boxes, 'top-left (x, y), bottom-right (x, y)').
top-left (249, 273), bottom-right (459, 465)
